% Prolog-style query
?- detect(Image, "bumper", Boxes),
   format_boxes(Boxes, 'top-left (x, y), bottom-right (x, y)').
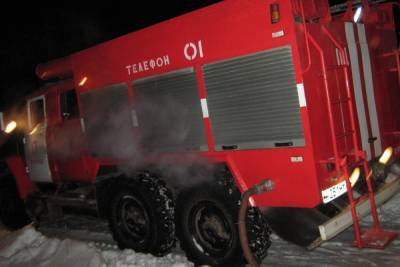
top-left (318, 174), bottom-right (400, 241)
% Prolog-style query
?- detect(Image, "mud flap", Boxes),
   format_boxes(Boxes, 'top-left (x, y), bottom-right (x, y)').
top-left (263, 207), bottom-right (329, 248)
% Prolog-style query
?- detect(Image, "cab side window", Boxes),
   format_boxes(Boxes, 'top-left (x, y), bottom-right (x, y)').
top-left (60, 90), bottom-right (79, 119)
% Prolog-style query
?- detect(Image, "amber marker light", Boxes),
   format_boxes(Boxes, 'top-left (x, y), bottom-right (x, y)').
top-left (4, 121), bottom-right (17, 134)
top-left (79, 76), bottom-right (88, 86)
top-left (379, 147), bottom-right (393, 165)
top-left (349, 167), bottom-right (360, 187)
top-left (270, 3), bottom-right (280, 24)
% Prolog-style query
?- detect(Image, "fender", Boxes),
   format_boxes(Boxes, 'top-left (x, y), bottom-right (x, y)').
top-left (5, 156), bottom-right (35, 200)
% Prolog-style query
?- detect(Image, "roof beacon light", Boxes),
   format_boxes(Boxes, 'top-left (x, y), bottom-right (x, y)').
top-left (379, 147), bottom-right (393, 165)
top-left (353, 7), bottom-right (362, 23)
top-left (270, 3), bottom-right (280, 24)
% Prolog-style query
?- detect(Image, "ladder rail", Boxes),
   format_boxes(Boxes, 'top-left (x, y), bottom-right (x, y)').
top-left (306, 32), bottom-right (341, 172)
top-left (342, 157), bottom-right (363, 247)
top-left (362, 160), bottom-right (381, 229)
top-left (321, 26), bottom-right (362, 162)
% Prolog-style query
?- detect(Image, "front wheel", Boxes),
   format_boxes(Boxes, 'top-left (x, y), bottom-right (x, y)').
top-left (0, 173), bottom-right (31, 230)
top-left (108, 174), bottom-right (175, 256)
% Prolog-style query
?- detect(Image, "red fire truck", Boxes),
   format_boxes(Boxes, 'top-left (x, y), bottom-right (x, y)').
top-left (1, 0), bottom-right (399, 265)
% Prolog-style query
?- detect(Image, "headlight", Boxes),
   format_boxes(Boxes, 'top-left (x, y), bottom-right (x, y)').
top-left (4, 121), bottom-right (17, 134)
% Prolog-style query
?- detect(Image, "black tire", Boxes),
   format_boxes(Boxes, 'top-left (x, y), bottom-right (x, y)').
top-left (176, 183), bottom-right (271, 266)
top-left (0, 173), bottom-right (31, 230)
top-left (108, 173), bottom-right (175, 256)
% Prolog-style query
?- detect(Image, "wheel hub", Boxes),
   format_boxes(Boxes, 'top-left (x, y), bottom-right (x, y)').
top-left (190, 201), bottom-right (233, 256)
top-left (201, 214), bottom-right (231, 242)
top-left (119, 195), bottom-right (150, 242)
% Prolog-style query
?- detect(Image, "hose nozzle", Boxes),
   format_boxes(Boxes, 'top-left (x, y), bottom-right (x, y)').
top-left (251, 179), bottom-right (275, 195)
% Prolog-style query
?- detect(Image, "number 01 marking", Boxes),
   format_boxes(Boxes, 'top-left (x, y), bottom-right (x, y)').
top-left (184, 40), bottom-right (204, 61)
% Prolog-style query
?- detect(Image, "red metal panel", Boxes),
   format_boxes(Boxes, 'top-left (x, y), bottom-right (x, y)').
top-left (5, 156), bottom-right (34, 200)
top-left (360, 4), bottom-right (400, 156)
top-left (216, 147), bottom-right (320, 208)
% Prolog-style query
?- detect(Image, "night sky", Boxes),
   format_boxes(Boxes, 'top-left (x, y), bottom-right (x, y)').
top-left (0, 0), bottom-right (387, 111)
top-left (0, 2), bottom-right (221, 111)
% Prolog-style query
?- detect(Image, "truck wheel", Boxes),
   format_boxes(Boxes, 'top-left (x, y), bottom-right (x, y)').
top-left (108, 174), bottom-right (175, 256)
top-left (176, 184), bottom-right (271, 266)
top-left (0, 174), bottom-right (31, 230)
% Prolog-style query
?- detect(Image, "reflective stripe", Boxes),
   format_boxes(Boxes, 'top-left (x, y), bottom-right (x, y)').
top-left (200, 98), bottom-right (209, 118)
top-left (131, 109), bottom-right (139, 127)
top-left (336, 48), bottom-right (342, 65)
top-left (335, 48), bottom-right (341, 65)
top-left (345, 22), bottom-right (371, 159)
top-left (297, 83), bottom-right (307, 107)
top-left (357, 24), bottom-right (382, 156)
top-left (80, 118), bottom-right (86, 133)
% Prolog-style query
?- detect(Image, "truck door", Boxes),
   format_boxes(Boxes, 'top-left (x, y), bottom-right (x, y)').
top-left (25, 95), bottom-right (52, 182)
top-left (47, 89), bottom-right (89, 182)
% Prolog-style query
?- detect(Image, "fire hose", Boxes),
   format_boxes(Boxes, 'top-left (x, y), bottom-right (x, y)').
top-left (238, 179), bottom-right (275, 267)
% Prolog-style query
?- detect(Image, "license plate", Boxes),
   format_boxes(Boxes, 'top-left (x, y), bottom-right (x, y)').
top-left (321, 180), bottom-right (347, 203)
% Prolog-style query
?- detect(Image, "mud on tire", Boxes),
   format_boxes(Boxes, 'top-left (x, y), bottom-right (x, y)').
top-left (0, 172), bottom-right (31, 230)
top-left (108, 173), bottom-right (175, 256)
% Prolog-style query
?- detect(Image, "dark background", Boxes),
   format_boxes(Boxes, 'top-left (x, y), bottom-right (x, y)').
top-left (0, 1), bottom-right (396, 111)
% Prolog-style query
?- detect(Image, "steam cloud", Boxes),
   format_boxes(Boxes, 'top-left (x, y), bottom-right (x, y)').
top-left (77, 86), bottom-right (215, 188)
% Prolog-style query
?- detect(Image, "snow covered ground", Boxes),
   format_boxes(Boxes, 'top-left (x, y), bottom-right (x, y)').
top-left (0, 224), bottom-right (192, 267)
top-left (0, 192), bottom-right (399, 267)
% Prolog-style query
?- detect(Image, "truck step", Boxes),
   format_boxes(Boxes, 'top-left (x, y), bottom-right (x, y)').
top-left (46, 195), bottom-right (97, 209)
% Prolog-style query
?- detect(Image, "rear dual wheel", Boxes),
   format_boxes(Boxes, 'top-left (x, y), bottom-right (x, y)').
top-left (176, 184), bottom-right (271, 266)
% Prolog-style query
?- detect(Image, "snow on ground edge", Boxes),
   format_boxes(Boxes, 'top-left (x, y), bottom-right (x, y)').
top-left (0, 225), bottom-right (193, 267)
